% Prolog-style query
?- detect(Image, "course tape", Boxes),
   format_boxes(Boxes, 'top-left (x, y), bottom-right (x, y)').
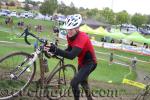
top-left (122, 78), bottom-right (146, 89)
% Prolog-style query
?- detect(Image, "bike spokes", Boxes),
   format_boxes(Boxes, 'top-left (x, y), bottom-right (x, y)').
top-left (0, 52), bottom-right (36, 99)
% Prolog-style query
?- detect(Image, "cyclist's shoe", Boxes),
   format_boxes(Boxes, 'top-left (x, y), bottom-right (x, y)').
top-left (87, 96), bottom-right (96, 100)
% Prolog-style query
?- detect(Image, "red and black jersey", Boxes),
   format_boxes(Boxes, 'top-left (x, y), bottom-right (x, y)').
top-left (67, 31), bottom-right (97, 67)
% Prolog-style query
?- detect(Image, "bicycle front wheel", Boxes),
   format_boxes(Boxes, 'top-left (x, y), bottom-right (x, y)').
top-left (46, 64), bottom-right (76, 100)
top-left (0, 52), bottom-right (36, 100)
top-left (135, 86), bottom-right (150, 100)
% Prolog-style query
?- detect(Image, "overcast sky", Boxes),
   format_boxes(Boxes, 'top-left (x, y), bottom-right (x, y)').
top-left (18, 0), bottom-right (150, 15)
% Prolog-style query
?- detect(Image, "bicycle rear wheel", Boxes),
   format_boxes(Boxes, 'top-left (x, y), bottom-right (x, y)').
top-left (46, 64), bottom-right (76, 100)
top-left (0, 52), bottom-right (36, 100)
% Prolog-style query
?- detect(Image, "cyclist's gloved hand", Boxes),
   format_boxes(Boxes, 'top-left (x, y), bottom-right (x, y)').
top-left (44, 43), bottom-right (57, 54)
top-left (49, 43), bottom-right (57, 53)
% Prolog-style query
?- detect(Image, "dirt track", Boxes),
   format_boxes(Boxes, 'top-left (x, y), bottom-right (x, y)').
top-left (12, 80), bottom-right (140, 100)
top-left (0, 68), bottom-right (147, 100)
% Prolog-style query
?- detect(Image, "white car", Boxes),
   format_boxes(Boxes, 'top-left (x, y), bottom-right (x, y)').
top-left (20, 12), bottom-right (34, 18)
top-left (28, 12), bottom-right (34, 18)
top-left (8, 11), bottom-right (18, 17)
top-left (56, 16), bottom-right (66, 22)
top-left (34, 13), bottom-right (45, 20)
top-left (44, 15), bottom-right (52, 20)
top-left (34, 13), bottom-right (52, 20)
top-left (0, 9), bottom-right (10, 16)
top-left (0, 12), bottom-right (7, 16)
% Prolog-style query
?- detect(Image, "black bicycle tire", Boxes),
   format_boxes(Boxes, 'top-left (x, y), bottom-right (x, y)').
top-left (135, 89), bottom-right (150, 100)
top-left (135, 93), bottom-right (143, 100)
top-left (46, 64), bottom-right (76, 100)
top-left (0, 52), bottom-right (36, 100)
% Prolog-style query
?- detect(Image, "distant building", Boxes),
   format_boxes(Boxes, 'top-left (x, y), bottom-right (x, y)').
top-left (0, 0), bottom-right (21, 9)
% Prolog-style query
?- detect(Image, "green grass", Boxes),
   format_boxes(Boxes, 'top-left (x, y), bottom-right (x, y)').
top-left (94, 46), bottom-right (150, 73)
top-left (90, 60), bottom-right (136, 83)
top-left (0, 16), bottom-right (54, 34)
top-left (0, 42), bottom-right (32, 55)
top-left (94, 46), bottom-right (150, 61)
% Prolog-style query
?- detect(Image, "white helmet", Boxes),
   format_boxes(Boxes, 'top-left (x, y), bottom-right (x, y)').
top-left (63, 14), bottom-right (82, 30)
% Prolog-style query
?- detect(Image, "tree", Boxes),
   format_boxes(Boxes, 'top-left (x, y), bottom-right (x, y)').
top-left (86, 8), bottom-right (99, 18)
top-left (131, 13), bottom-right (147, 28)
top-left (24, 0), bottom-right (32, 4)
top-left (68, 2), bottom-right (78, 14)
top-left (0, 2), bottom-right (2, 9)
top-left (146, 15), bottom-right (150, 24)
top-left (57, 1), bottom-right (68, 15)
top-left (9, 1), bottom-right (15, 6)
top-left (57, 1), bottom-right (70, 15)
top-left (29, 1), bottom-right (38, 6)
top-left (24, 3), bottom-right (30, 11)
top-left (39, 0), bottom-right (58, 15)
top-left (116, 10), bottom-right (130, 24)
top-left (57, 1), bottom-right (77, 15)
top-left (23, 0), bottom-right (32, 11)
top-left (98, 15), bottom-right (107, 23)
top-left (78, 7), bottom-right (87, 18)
top-left (99, 7), bottom-right (115, 24)
top-left (6, 2), bottom-right (9, 9)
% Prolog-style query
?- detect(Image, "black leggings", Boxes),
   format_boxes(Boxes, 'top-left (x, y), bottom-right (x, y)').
top-left (70, 62), bottom-right (97, 100)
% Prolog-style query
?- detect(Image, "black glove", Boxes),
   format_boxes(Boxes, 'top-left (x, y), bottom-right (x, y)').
top-left (49, 43), bottom-right (57, 54)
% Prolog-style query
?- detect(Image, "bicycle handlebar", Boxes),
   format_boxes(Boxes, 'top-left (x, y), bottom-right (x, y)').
top-left (19, 28), bottom-right (63, 60)
top-left (20, 28), bottom-right (47, 45)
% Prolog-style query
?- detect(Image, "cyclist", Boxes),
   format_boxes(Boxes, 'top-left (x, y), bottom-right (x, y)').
top-left (44, 14), bottom-right (97, 100)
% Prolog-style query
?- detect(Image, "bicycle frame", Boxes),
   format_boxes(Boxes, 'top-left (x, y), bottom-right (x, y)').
top-left (31, 46), bottom-right (65, 89)
top-left (18, 27), bottom-right (67, 88)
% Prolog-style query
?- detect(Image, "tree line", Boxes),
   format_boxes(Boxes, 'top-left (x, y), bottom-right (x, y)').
top-left (39, 0), bottom-right (150, 28)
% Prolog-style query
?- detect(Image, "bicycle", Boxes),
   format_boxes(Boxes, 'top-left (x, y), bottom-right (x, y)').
top-left (134, 74), bottom-right (150, 100)
top-left (0, 28), bottom-right (76, 100)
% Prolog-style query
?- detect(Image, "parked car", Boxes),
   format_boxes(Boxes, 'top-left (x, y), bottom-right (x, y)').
top-left (19, 11), bottom-right (34, 18)
top-left (0, 9), bottom-right (10, 16)
top-left (34, 13), bottom-right (52, 20)
top-left (139, 28), bottom-right (150, 35)
top-left (120, 24), bottom-right (137, 34)
top-left (56, 15), bottom-right (66, 22)
top-left (8, 11), bottom-right (19, 17)
top-left (34, 13), bottom-right (45, 20)
top-left (44, 15), bottom-right (52, 20)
